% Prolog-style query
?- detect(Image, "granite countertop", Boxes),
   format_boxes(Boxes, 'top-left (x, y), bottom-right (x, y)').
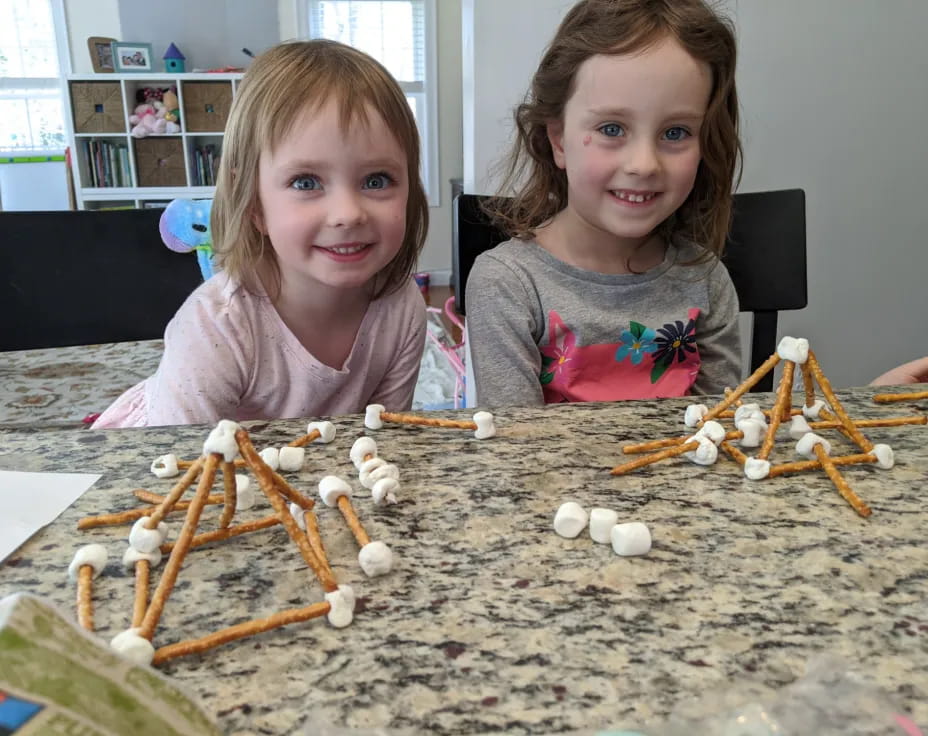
top-left (0, 388), bottom-right (926, 734)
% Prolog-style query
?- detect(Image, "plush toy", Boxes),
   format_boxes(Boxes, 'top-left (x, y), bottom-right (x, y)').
top-left (130, 101), bottom-right (180, 138)
top-left (162, 89), bottom-right (180, 125)
top-left (160, 198), bottom-right (216, 280)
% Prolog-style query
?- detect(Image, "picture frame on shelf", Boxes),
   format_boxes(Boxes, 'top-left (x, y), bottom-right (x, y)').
top-left (87, 36), bottom-right (117, 73)
top-left (112, 42), bottom-right (154, 73)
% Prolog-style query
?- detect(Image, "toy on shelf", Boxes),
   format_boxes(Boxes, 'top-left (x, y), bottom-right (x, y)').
top-left (129, 90), bottom-right (180, 138)
top-left (160, 198), bottom-right (215, 280)
top-left (163, 43), bottom-right (186, 73)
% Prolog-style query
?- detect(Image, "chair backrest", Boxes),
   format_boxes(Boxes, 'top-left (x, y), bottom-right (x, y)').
top-left (0, 208), bottom-right (205, 351)
top-left (452, 189), bottom-right (807, 392)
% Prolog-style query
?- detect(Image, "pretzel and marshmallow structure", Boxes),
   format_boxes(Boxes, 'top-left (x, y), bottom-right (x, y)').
top-left (364, 404), bottom-right (496, 439)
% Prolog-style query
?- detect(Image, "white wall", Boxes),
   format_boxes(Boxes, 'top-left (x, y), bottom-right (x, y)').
top-left (64, 0), bottom-right (121, 73)
top-left (462, 0), bottom-right (928, 387)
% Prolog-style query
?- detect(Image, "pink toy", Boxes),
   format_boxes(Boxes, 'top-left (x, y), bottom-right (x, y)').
top-left (130, 101), bottom-right (180, 138)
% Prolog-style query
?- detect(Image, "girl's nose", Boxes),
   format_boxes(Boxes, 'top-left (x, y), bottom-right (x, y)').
top-left (327, 189), bottom-right (366, 227)
top-left (623, 138), bottom-right (660, 177)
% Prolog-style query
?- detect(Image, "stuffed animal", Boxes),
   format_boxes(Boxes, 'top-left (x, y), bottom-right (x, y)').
top-left (160, 198), bottom-right (216, 280)
top-left (130, 101), bottom-right (180, 138)
top-left (162, 89), bottom-right (180, 124)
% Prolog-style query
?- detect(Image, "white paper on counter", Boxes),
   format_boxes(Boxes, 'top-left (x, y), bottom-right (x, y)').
top-left (0, 470), bottom-right (101, 563)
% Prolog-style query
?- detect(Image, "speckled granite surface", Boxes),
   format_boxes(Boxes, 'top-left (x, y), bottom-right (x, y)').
top-left (0, 389), bottom-right (926, 735)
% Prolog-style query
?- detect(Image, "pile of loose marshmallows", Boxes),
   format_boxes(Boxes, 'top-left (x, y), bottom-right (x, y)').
top-left (553, 503), bottom-right (652, 557)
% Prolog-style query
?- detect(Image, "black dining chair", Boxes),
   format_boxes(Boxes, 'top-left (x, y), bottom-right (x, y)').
top-left (452, 189), bottom-right (807, 393)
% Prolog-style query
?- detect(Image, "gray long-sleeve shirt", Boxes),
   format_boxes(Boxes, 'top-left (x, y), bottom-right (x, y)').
top-left (465, 238), bottom-right (741, 408)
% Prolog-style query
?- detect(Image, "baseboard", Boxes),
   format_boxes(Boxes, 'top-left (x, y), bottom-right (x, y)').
top-left (425, 268), bottom-right (452, 286)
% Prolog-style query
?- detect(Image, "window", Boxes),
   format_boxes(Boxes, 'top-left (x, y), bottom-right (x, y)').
top-left (0, 0), bottom-right (66, 152)
top-left (302, 0), bottom-right (439, 205)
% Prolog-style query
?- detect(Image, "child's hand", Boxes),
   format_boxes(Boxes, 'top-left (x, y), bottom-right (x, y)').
top-left (870, 356), bottom-right (928, 385)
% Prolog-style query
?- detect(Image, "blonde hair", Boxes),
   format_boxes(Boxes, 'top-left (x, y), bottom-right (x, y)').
top-left (211, 39), bottom-right (428, 298)
top-left (487, 0), bottom-right (741, 260)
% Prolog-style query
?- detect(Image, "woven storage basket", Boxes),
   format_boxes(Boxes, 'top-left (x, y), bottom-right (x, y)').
top-left (71, 82), bottom-right (123, 133)
top-left (182, 82), bottom-right (233, 132)
top-left (134, 137), bottom-right (186, 187)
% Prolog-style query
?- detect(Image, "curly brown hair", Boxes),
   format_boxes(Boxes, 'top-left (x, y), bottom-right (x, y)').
top-left (485, 0), bottom-right (741, 260)
top-left (211, 40), bottom-right (428, 299)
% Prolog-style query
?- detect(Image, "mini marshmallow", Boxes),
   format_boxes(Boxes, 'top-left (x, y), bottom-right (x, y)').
top-left (150, 453), bottom-right (179, 478)
top-left (789, 415), bottom-right (813, 440)
top-left (68, 544), bottom-right (108, 581)
top-left (358, 456), bottom-right (386, 482)
top-left (319, 475), bottom-right (351, 507)
top-left (371, 476), bottom-right (399, 505)
top-left (358, 540), bottom-right (393, 577)
top-left (236, 474), bottom-right (256, 510)
top-left (693, 420), bottom-right (726, 445)
top-left (325, 585), bottom-right (356, 628)
top-left (796, 432), bottom-right (831, 460)
top-left (683, 403), bottom-right (708, 428)
top-left (278, 446), bottom-right (305, 472)
top-left (589, 507), bottom-right (619, 544)
top-left (259, 447), bottom-right (280, 470)
top-left (802, 400), bottom-right (827, 420)
top-left (365, 404), bottom-right (385, 429)
top-left (744, 457), bottom-right (771, 480)
top-left (203, 419), bottom-right (240, 461)
top-left (350, 437), bottom-right (378, 469)
top-left (110, 628), bottom-right (155, 666)
top-left (289, 502), bottom-right (306, 530)
top-left (734, 403), bottom-right (763, 424)
top-left (122, 545), bottom-right (162, 570)
top-left (776, 336), bottom-right (810, 365)
top-left (870, 443), bottom-right (894, 469)
top-left (684, 436), bottom-right (719, 466)
top-left (610, 522), bottom-right (652, 557)
top-left (737, 418), bottom-right (766, 448)
top-left (553, 501), bottom-right (588, 539)
top-left (360, 460), bottom-right (399, 490)
top-left (473, 411), bottom-right (496, 439)
top-left (307, 421), bottom-right (336, 443)
top-left (129, 517), bottom-right (169, 554)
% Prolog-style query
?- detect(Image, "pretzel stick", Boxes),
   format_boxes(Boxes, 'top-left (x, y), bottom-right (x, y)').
top-left (817, 407), bottom-right (854, 443)
top-left (337, 496), bottom-right (371, 548)
top-left (235, 429), bottom-right (337, 592)
top-left (134, 489), bottom-right (225, 506)
top-left (873, 390), bottom-right (928, 403)
top-left (701, 353), bottom-right (782, 423)
top-left (145, 457), bottom-right (205, 529)
top-left (801, 361), bottom-right (816, 407)
top-left (160, 515), bottom-right (282, 553)
top-left (151, 601), bottom-right (331, 665)
top-left (219, 460), bottom-right (237, 529)
top-left (757, 361), bottom-right (795, 460)
top-left (380, 411), bottom-right (477, 430)
top-left (810, 416), bottom-right (926, 430)
top-left (717, 408), bottom-right (803, 419)
top-left (623, 431), bottom-right (742, 455)
top-left (132, 559), bottom-right (150, 628)
top-left (720, 441), bottom-right (748, 466)
top-left (77, 565), bottom-right (94, 631)
top-left (288, 428), bottom-right (321, 447)
top-left (270, 470), bottom-right (315, 509)
top-left (807, 352), bottom-right (874, 453)
top-left (178, 458), bottom-right (245, 469)
top-left (812, 444), bottom-right (872, 518)
top-left (768, 453), bottom-right (877, 478)
top-left (302, 510), bottom-right (332, 577)
top-left (138, 453), bottom-right (220, 641)
top-left (77, 496), bottom-right (223, 530)
top-left (610, 440), bottom-right (700, 475)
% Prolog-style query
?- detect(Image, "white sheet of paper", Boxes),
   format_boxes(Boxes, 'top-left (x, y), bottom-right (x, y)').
top-left (0, 470), bottom-right (101, 563)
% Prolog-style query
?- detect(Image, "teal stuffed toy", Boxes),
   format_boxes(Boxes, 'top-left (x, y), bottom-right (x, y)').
top-left (160, 199), bottom-right (216, 280)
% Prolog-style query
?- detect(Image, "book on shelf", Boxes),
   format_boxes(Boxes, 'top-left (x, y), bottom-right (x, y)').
top-left (82, 139), bottom-right (130, 188)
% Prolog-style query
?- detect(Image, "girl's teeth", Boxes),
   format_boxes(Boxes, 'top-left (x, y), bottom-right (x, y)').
top-left (330, 244), bottom-right (366, 254)
top-left (615, 192), bottom-right (654, 203)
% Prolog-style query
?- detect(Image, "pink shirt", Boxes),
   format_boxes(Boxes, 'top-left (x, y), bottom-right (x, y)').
top-left (93, 272), bottom-right (426, 428)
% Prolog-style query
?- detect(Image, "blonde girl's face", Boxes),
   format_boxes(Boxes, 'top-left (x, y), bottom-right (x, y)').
top-left (547, 36), bottom-right (712, 251)
top-left (254, 100), bottom-right (409, 295)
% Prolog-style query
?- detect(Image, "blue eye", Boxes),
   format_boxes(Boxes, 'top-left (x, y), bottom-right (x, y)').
top-left (663, 127), bottom-right (690, 142)
top-left (598, 123), bottom-right (624, 138)
top-left (291, 175), bottom-right (321, 191)
top-left (363, 173), bottom-right (393, 190)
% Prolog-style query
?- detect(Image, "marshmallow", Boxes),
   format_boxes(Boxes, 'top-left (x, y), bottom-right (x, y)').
top-left (684, 436), bottom-right (719, 466)
top-left (358, 540), bottom-right (393, 577)
top-left (796, 433), bottom-right (831, 460)
top-left (693, 420), bottom-right (726, 445)
top-left (734, 403), bottom-right (764, 424)
top-left (610, 522), bottom-right (652, 557)
top-left (150, 453), bottom-right (179, 478)
top-left (473, 411), bottom-right (496, 439)
top-left (110, 628), bottom-right (155, 665)
top-left (589, 507), bottom-right (619, 544)
top-left (553, 502), bottom-right (588, 539)
top-left (203, 419), bottom-right (240, 461)
top-left (289, 502), bottom-right (306, 530)
top-left (307, 421), bottom-right (336, 443)
top-left (870, 443), bottom-right (894, 469)
top-left (737, 418), bottom-right (766, 448)
top-left (350, 437), bottom-right (378, 469)
top-left (371, 476), bottom-right (399, 505)
top-left (683, 403), bottom-right (708, 428)
top-left (68, 544), bottom-right (108, 581)
top-left (319, 475), bottom-right (351, 507)
top-left (259, 447), bottom-right (280, 470)
top-left (744, 457), bottom-right (771, 480)
top-left (129, 517), bottom-right (169, 554)
top-left (278, 446), bottom-right (305, 472)
top-left (360, 460), bottom-right (399, 489)
top-left (122, 545), bottom-right (162, 570)
top-left (802, 400), bottom-right (826, 420)
top-left (365, 404), bottom-right (385, 429)
top-left (236, 474), bottom-right (256, 510)
top-left (325, 585), bottom-right (356, 628)
top-left (788, 415), bottom-right (813, 440)
top-left (776, 336), bottom-right (810, 364)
